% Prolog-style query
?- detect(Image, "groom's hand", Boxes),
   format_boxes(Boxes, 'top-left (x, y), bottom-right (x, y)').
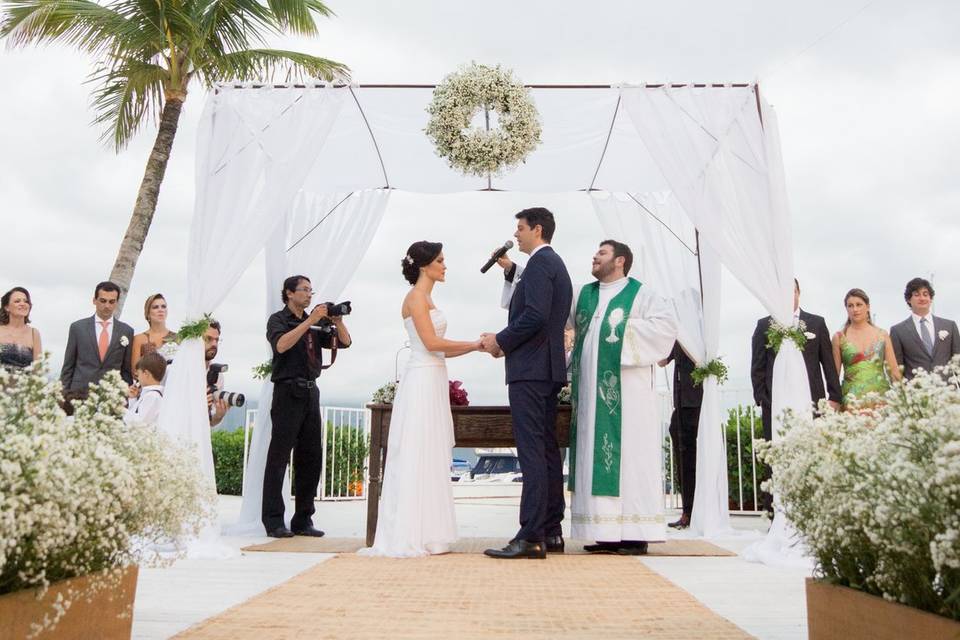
top-left (480, 333), bottom-right (503, 357)
top-left (495, 254), bottom-right (514, 272)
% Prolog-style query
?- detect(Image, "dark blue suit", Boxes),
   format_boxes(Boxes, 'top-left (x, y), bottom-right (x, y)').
top-left (496, 245), bottom-right (573, 542)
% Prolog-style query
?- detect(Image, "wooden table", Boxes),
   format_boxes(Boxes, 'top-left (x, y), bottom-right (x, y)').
top-left (365, 404), bottom-right (571, 546)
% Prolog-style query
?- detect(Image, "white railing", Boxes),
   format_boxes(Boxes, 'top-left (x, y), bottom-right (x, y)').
top-left (242, 392), bottom-right (763, 512)
top-left (319, 406), bottom-right (371, 501)
top-left (658, 387), bottom-right (764, 514)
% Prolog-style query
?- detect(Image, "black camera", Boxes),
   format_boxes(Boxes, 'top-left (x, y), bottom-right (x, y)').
top-left (324, 300), bottom-right (351, 317)
top-left (206, 363), bottom-right (245, 407)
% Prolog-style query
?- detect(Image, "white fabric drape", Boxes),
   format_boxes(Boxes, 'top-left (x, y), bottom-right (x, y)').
top-left (620, 85), bottom-right (809, 557)
top-left (159, 86), bottom-right (347, 554)
top-left (590, 191), bottom-right (731, 536)
top-left (229, 189), bottom-right (391, 536)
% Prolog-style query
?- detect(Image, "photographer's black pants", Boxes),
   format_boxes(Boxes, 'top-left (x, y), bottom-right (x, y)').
top-left (262, 381), bottom-right (322, 531)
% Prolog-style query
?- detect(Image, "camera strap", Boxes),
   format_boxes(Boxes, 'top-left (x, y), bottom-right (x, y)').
top-left (321, 335), bottom-right (338, 370)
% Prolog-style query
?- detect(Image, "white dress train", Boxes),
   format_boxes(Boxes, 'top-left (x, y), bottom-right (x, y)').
top-left (359, 309), bottom-right (457, 557)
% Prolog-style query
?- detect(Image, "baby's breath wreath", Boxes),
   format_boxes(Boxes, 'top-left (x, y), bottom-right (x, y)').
top-left (425, 63), bottom-right (542, 177)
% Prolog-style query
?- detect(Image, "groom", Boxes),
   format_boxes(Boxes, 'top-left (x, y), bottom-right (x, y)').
top-left (480, 207), bottom-right (573, 560)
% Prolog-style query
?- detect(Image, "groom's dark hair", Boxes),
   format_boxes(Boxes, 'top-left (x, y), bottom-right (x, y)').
top-left (600, 240), bottom-right (633, 276)
top-left (904, 277), bottom-right (935, 306)
top-left (516, 207), bottom-right (556, 242)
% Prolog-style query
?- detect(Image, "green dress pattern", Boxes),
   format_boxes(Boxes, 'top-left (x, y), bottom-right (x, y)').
top-left (839, 333), bottom-right (890, 406)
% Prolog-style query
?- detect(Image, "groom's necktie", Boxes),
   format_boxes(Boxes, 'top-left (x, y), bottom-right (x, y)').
top-left (920, 317), bottom-right (935, 356)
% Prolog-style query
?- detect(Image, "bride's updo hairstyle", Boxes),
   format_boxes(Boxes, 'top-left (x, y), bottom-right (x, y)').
top-left (401, 241), bottom-right (443, 285)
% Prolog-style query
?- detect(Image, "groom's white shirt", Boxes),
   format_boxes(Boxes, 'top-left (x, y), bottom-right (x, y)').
top-left (499, 243), bottom-right (548, 309)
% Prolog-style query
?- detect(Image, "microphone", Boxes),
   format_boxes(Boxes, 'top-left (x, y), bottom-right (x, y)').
top-left (480, 241), bottom-right (514, 274)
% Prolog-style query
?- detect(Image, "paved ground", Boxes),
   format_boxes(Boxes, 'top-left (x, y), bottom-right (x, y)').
top-left (131, 495), bottom-right (811, 639)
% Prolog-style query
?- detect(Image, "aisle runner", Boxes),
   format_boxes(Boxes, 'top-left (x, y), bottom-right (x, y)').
top-left (177, 554), bottom-right (751, 639)
top-left (242, 536), bottom-right (736, 556)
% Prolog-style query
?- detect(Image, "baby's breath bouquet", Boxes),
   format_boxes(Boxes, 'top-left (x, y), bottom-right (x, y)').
top-left (371, 381), bottom-right (397, 404)
top-left (0, 361), bottom-right (215, 636)
top-left (760, 358), bottom-right (960, 621)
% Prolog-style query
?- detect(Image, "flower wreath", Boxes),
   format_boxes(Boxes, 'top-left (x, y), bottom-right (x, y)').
top-left (425, 63), bottom-right (542, 177)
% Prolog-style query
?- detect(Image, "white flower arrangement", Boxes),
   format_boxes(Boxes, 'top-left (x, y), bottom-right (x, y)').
top-left (371, 381), bottom-right (397, 404)
top-left (157, 340), bottom-right (179, 361)
top-left (940, 329), bottom-right (949, 341)
top-left (119, 335), bottom-right (129, 347)
top-left (759, 356), bottom-right (960, 621)
top-left (425, 63), bottom-right (542, 177)
top-left (0, 360), bottom-right (215, 636)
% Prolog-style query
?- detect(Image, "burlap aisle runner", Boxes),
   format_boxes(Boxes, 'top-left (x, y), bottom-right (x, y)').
top-left (177, 554), bottom-right (752, 639)
top-left (241, 536), bottom-right (736, 557)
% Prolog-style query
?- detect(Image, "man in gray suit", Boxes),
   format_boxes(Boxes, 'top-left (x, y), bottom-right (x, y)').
top-left (890, 277), bottom-right (960, 379)
top-left (61, 281), bottom-right (135, 394)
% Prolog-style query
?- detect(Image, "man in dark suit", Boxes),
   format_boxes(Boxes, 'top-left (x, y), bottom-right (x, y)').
top-left (481, 207), bottom-right (573, 560)
top-left (751, 279), bottom-right (841, 512)
top-left (61, 281), bottom-right (134, 395)
top-left (750, 279), bottom-right (841, 441)
top-left (890, 277), bottom-right (960, 379)
top-left (660, 341), bottom-right (702, 529)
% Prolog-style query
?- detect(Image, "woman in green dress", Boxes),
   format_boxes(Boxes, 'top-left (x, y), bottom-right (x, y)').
top-left (831, 288), bottom-right (902, 409)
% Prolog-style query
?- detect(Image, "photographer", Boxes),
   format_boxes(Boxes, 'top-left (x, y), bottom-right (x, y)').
top-left (262, 275), bottom-right (351, 538)
top-left (203, 320), bottom-right (229, 427)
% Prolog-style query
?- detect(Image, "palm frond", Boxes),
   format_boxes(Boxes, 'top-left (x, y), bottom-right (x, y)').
top-left (89, 57), bottom-right (167, 150)
top-left (195, 0), bottom-right (277, 54)
top-left (196, 47), bottom-right (347, 84)
top-left (263, 0), bottom-right (333, 35)
top-left (2, 0), bottom-right (164, 56)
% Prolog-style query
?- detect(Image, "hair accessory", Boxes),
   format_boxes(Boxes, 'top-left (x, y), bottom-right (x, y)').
top-left (404, 255), bottom-right (414, 265)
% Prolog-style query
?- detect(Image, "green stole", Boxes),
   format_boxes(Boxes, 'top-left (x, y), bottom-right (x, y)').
top-left (567, 278), bottom-right (642, 497)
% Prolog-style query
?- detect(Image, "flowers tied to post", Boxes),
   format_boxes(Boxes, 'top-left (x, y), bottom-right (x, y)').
top-left (252, 360), bottom-right (273, 381)
top-left (425, 62), bottom-right (542, 177)
top-left (449, 380), bottom-right (470, 406)
top-left (766, 318), bottom-right (809, 353)
top-left (691, 357), bottom-right (729, 386)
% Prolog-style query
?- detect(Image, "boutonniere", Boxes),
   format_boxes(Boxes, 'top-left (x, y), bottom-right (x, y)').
top-left (119, 335), bottom-right (129, 347)
top-left (938, 329), bottom-right (949, 341)
top-left (804, 332), bottom-right (816, 340)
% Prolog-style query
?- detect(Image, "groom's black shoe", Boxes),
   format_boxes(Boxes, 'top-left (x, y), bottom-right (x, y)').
top-left (291, 525), bottom-right (326, 538)
top-left (266, 526), bottom-right (295, 538)
top-left (545, 535), bottom-right (565, 553)
top-left (484, 540), bottom-right (546, 559)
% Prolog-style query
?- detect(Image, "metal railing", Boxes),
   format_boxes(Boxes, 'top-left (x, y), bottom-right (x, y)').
top-left (243, 392), bottom-right (763, 512)
top-left (658, 388), bottom-right (764, 514)
top-left (319, 406), bottom-right (371, 501)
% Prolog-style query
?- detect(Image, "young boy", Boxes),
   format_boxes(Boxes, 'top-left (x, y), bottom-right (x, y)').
top-left (124, 352), bottom-right (166, 427)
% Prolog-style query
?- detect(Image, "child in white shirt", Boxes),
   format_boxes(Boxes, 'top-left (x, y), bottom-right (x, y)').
top-left (125, 352), bottom-right (166, 427)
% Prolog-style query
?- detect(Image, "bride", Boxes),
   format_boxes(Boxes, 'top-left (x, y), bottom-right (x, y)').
top-left (359, 241), bottom-right (482, 557)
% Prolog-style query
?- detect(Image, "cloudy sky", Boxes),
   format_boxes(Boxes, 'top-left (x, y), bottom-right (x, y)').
top-left (2, 0), bottom-right (958, 409)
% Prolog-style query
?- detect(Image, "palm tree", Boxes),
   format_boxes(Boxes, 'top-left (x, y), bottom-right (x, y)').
top-left (2, 0), bottom-right (347, 314)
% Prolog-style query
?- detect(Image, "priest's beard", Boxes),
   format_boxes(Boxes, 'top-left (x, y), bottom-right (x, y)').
top-left (592, 260), bottom-right (617, 281)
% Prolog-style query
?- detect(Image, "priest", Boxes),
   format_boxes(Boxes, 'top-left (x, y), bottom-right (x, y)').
top-left (568, 240), bottom-right (678, 555)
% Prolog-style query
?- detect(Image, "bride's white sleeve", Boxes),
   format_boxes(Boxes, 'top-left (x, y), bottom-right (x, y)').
top-left (500, 264), bottom-right (525, 309)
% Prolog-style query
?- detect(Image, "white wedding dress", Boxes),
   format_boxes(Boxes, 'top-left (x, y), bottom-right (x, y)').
top-left (359, 309), bottom-right (458, 557)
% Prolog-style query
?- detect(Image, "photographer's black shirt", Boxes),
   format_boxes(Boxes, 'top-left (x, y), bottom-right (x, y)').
top-left (267, 307), bottom-right (343, 382)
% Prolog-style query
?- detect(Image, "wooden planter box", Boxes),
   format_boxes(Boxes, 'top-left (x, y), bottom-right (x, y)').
top-left (806, 578), bottom-right (960, 640)
top-left (0, 565), bottom-right (139, 639)
top-left (364, 403), bottom-right (571, 545)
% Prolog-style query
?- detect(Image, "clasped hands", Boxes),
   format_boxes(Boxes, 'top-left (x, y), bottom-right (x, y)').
top-left (477, 333), bottom-right (504, 358)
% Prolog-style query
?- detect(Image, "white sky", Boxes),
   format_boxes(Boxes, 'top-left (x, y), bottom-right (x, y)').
top-left (2, 0), bottom-right (958, 407)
